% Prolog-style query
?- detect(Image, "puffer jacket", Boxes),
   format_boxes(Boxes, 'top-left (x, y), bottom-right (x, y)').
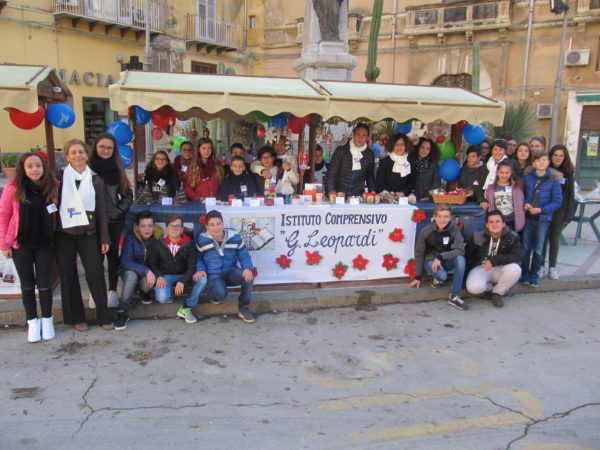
top-left (120, 225), bottom-right (163, 276)
top-left (414, 220), bottom-right (465, 279)
top-left (524, 168), bottom-right (563, 222)
top-left (196, 228), bottom-right (253, 274)
top-left (0, 179), bottom-right (20, 250)
top-left (466, 225), bottom-right (523, 271)
top-left (327, 143), bottom-right (375, 195)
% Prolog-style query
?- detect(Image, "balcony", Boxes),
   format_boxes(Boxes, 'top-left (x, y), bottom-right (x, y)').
top-left (186, 14), bottom-right (238, 53)
top-left (53, 0), bottom-right (161, 39)
top-left (404, 0), bottom-right (511, 36)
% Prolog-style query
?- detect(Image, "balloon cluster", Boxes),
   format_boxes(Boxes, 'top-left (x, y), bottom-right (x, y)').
top-left (107, 121), bottom-right (134, 168)
top-left (9, 103), bottom-right (76, 130)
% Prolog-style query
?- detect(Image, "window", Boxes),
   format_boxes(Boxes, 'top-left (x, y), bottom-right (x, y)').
top-left (415, 10), bottom-right (438, 25)
top-left (191, 62), bottom-right (217, 73)
top-left (444, 6), bottom-right (467, 23)
top-left (473, 4), bottom-right (498, 20)
top-left (196, 0), bottom-right (216, 41)
top-left (591, 0), bottom-right (600, 9)
top-left (433, 73), bottom-right (472, 89)
top-left (248, 15), bottom-right (256, 28)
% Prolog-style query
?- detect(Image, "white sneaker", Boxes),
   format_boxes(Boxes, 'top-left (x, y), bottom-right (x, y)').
top-left (88, 296), bottom-right (96, 309)
top-left (27, 318), bottom-right (41, 343)
top-left (537, 266), bottom-right (548, 279)
top-left (107, 290), bottom-right (119, 308)
top-left (41, 316), bottom-right (55, 341)
top-left (548, 267), bottom-right (559, 280)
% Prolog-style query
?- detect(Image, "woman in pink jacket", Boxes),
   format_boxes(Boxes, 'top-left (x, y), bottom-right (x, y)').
top-left (0, 153), bottom-right (58, 342)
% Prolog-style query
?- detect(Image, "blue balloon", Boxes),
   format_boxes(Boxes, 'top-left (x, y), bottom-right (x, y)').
top-left (268, 113), bottom-right (288, 128)
top-left (135, 106), bottom-right (151, 125)
top-left (107, 121), bottom-right (133, 145)
top-left (395, 121), bottom-right (412, 134)
top-left (118, 144), bottom-right (133, 168)
top-left (463, 124), bottom-right (486, 145)
top-left (46, 103), bottom-right (75, 128)
top-left (439, 158), bottom-right (461, 181)
top-left (372, 143), bottom-right (380, 157)
top-left (174, 151), bottom-right (181, 157)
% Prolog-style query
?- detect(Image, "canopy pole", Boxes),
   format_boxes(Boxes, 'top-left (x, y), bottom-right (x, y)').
top-left (42, 99), bottom-right (56, 175)
top-left (298, 126), bottom-right (305, 191)
top-left (130, 107), bottom-right (139, 198)
top-left (308, 120), bottom-right (317, 184)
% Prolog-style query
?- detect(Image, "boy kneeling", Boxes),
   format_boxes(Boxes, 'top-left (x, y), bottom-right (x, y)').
top-left (196, 210), bottom-right (255, 323)
top-left (408, 204), bottom-right (468, 310)
top-left (148, 214), bottom-right (207, 324)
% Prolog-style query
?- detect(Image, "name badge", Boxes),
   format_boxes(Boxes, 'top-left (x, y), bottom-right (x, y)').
top-left (443, 236), bottom-right (450, 245)
top-left (349, 197), bottom-right (360, 205)
top-left (560, 178), bottom-right (566, 185)
top-left (270, 176), bottom-right (277, 184)
top-left (249, 198), bottom-right (260, 207)
top-left (274, 197), bottom-right (284, 206)
top-left (232, 199), bottom-right (243, 207)
top-left (473, 180), bottom-right (479, 186)
top-left (157, 178), bottom-right (166, 187)
top-left (505, 186), bottom-right (512, 193)
top-left (161, 197), bottom-right (173, 206)
top-left (335, 196), bottom-right (345, 205)
top-left (181, 165), bottom-right (187, 173)
top-left (205, 197), bottom-right (216, 206)
top-left (240, 184), bottom-right (247, 192)
top-left (46, 204), bottom-right (57, 214)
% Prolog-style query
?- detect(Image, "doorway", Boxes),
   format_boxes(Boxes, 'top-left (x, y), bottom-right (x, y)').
top-left (83, 97), bottom-right (117, 146)
top-left (576, 106), bottom-right (600, 189)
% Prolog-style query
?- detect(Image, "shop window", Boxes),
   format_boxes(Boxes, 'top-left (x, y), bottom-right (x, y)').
top-left (83, 98), bottom-right (116, 146)
top-left (444, 6), bottom-right (467, 23)
top-left (191, 62), bottom-right (217, 73)
top-left (590, 0), bottom-right (600, 9)
top-left (473, 4), bottom-right (498, 20)
top-left (415, 10), bottom-right (438, 25)
top-left (249, 15), bottom-right (256, 28)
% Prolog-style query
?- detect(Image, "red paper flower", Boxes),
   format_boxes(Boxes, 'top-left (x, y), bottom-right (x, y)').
top-left (382, 253), bottom-right (400, 271)
top-left (404, 258), bottom-right (417, 279)
top-left (199, 214), bottom-right (207, 224)
top-left (352, 254), bottom-right (369, 271)
top-left (305, 250), bottom-right (323, 266)
top-left (388, 227), bottom-right (405, 243)
top-left (252, 267), bottom-right (258, 278)
top-left (332, 262), bottom-right (348, 280)
top-left (412, 209), bottom-right (426, 223)
top-left (276, 254), bottom-right (292, 269)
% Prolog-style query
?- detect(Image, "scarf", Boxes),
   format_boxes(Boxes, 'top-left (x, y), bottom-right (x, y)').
top-left (90, 154), bottom-right (121, 186)
top-left (414, 157), bottom-right (431, 175)
top-left (389, 152), bottom-right (411, 176)
top-left (59, 165), bottom-right (95, 229)
top-left (483, 155), bottom-right (507, 190)
top-left (349, 141), bottom-right (367, 171)
top-left (165, 234), bottom-right (191, 257)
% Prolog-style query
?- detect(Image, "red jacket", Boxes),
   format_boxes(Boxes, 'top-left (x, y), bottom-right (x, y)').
top-left (0, 179), bottom-right (20, 250)
top-left (184, 162), bottom-right (221, 200)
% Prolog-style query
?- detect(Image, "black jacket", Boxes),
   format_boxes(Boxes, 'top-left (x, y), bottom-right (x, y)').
top-left (458, 164), bottom-right (488, 203)
top-left (466, 226), bottom-right (523, 271)
top-left (554, 168), bottom-right (577, 222)
top-left (148, 237), bottom-right (197, 284)
top-left (414, 220), bottom-right (465, 279)
top-left (220, 172), bottom-right (262, 201)
top-left (142, 165), bottom-right (180, 200)
top-left (104, 183), bottom-right (133, 222)
top-left (413, 164), bottom-right (441, 201)
top-left (375, 156), bottom-right (414, 195)
top-left (327, 143), bottom-right (375, 195)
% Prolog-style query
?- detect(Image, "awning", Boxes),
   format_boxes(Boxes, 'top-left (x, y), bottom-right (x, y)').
top-left (576, 91), bottom-right (600, 103)
top-left (109, 71), bottom-right (505, 125)
top-left (0, 64), bottom-right (72, 113)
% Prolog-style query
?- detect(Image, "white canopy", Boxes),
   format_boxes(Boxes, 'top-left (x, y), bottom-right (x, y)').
top-left (109, 71), bottom-right (505, 125)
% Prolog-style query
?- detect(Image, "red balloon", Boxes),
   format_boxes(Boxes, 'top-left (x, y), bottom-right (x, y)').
top-left (455, 120), bottom-right (468, 130)
top-left (9, 106), bottom-right (46, 130)
top-left (151, 126), bottom-right (164, 140)
top-left (436, 135), bottom-right (446, 144)
top-left (151, 106), bottom-right (176, 130)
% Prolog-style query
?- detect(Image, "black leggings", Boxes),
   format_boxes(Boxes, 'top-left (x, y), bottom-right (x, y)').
top-left (12, 245), bottom-right (54, 320)
top-left (104, 221), bottom-right (124, 291)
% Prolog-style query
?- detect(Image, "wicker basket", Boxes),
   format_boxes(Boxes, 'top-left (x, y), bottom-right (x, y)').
top-left (430, 191), bottom-right (467, 205)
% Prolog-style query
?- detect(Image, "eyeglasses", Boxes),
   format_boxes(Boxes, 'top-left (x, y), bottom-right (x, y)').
top-left (98, 145), bottom-right (114, 150)
top-left (167, 224), bottom-right (182, 229)
top-left (154, 157), bottom-right (167, 162)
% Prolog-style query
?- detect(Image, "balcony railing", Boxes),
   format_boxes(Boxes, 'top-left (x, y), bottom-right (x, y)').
top-left (186, 14), bottom-right (237, 52)
top-left (53, 0), bottom-right (161, 33)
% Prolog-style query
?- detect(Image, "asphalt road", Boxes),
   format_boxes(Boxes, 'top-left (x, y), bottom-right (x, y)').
top-left (2, 289), bottom-right (600, 449)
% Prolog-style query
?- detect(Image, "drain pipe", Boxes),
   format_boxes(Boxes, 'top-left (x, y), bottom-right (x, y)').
top-left (392, 0), bottom-right (397, 83)
top-left (521, 0), bottom-right (535, 100)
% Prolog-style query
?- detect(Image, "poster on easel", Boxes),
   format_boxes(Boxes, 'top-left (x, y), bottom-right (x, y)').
top-left (0, 253), bottom-right (21, 296)
top-left (587, 136), bottom-right (598, 157)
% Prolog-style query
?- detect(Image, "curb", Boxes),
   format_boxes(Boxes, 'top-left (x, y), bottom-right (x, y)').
top-left (1, 274), bottom-right (600, 326)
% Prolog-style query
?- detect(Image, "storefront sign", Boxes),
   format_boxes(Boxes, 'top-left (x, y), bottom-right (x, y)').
top-left (58, 69), bottom-right (115, 87)
top-left (215, 204), bottom-right (417, 284)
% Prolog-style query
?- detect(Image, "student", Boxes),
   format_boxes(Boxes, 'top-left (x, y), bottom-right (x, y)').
top-left (185, 138), bottom-right (224, 200)
top-left (148, 214), bottom-right (206, 323)
top-left (529, 136), bottom-right (546, 152)
top-left (0, 153), bottom-right (58, 342)
top-left (90, 133), bottom-right (133, 307)
top-left (408, 137), bottom-right (441, 202)
top-left (521, 151), bottom-right (563, 287)
top-left (482, 139), bottom-right (519, 191)
top-left (479, 139), bottom-right (491, 161)
top-left (254, 146), bottom-right (298, 195)
top-left (458, 146), bottom-right (487, 203)
top-left (251, 136), bottom-right (299, 192)
top-left (512, 143), bottom-right (532, 179)
top-left (408, 204), bottom-right (468, 310)
top-left (481, 160), bottom-right (525, 232)
top-left (505, 137), bottom-right (518, 157)
top-left (223, 143), bottom-right (251, 175)
top-left (312, 145), bottom-right (329, 186)
top-left (466, 211), bottom-right (523, 308)
top-left (55, 139), bottom-right (113, 331)
top-left (115, 210), bottom-right (163, 330)
top-left (141, 151), bottom-right (180, 202)
top-left (196, 210), bottom-right (256, 323)
top-left (220, 155), bottom-right (261, 201)
top-left (173, 140), bottom-right (193, 183)
top-left (375, 132), bottom-right (414, 196)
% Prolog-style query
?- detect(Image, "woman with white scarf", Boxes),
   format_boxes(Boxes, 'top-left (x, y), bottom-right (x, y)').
top-left (375, 133), bottom-right (414, 196)
top-left (55, 139), bottom-right (113, 331)
top-left (327, 123), bottom-right (375, 196)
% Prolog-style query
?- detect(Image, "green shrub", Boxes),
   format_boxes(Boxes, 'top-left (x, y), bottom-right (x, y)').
top-left (0, 153), bottom-right (18, 168)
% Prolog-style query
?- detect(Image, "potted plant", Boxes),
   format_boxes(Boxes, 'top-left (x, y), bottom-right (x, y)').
top-left (1, 153), bottom-right (18, 178)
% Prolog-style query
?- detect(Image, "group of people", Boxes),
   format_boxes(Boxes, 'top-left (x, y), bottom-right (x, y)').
top-left (0, 134), bottom-right (256, 343)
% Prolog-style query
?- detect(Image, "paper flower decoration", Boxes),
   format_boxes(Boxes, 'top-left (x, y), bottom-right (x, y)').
top-left (382, 253), bottom-right (400, 271)
top-left (352, 254), bottom-right (369, 271)
top-left (388, 228), bottom-right (405, 243)
top-left (264, 127), bottom-right (277, 144)
top-left (404, 259), bottom-right (416, 279)
top-left (332, 262), bottom-right (348, 280)
top-left (306, 250), bottom-right (323, 266)
top-left (411, 209), bottom-right (426, 223)
top-left (198, 214), bottom-right (207, 224)
top-left (252, 267), bottom-right (259, 278)
top-left (276, 254), bottom-right (292, 269)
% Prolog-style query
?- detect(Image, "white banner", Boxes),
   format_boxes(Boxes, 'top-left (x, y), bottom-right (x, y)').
top-left (215, 204), bottom-right (417, 285)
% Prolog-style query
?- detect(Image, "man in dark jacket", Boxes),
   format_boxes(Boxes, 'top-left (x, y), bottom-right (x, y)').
top-left (327, 123), bottom-right (375, 196)
top-left (458, 146), bottom-right (488, 203)
top-left (148, 214), bottom-right (207, 324)
top-left (115, 210), bottom-right (162, 330)
top-left (466, 211), bottom-right (523, 308)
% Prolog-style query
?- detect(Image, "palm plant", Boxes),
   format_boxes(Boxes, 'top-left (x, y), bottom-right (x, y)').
top-left (484, 101), bottom-right (537, 143)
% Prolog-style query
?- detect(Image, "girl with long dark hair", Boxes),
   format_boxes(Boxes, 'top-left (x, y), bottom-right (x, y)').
top-left (408, 137), bottom-right (441, 202)
top-left (141, 151), bottom-right (180, 202)
top-left (185, 138), bottom-right (224, 200)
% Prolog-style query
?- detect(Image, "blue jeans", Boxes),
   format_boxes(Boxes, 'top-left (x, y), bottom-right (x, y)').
top-left (154, 274), bottom-right (207, 307)
top-left (205, 268), bottom-right (253, 308)
top-left (522, 218), bottom-right (551, 283)
top-left (119, 270), bottom-right (152, 312)
top-left (424, 255), bottom-right (466, 297)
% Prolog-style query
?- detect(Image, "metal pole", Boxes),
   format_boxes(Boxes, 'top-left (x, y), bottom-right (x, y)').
top-left (549, 6), bottom-right (569, 147)
top-left (143, 0), bottom-right (154, 165)
top-left (521, 0), bottom-right (535, 100)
